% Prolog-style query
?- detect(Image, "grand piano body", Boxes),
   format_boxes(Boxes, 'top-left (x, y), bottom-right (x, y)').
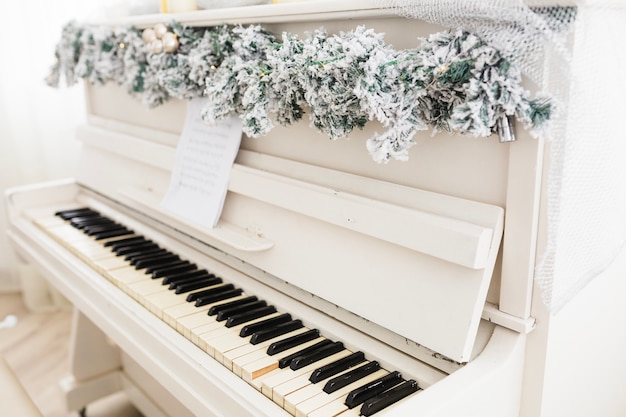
top-left (6, 2), bottom-right (626, 417)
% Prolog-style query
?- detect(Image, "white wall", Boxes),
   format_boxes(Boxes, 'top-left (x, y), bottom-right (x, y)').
top-left (522, 244), bottom-right (626, 416)
top-left (0, 1), bottom-right (124, 291)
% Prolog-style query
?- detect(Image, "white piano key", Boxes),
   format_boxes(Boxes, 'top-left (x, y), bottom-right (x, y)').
top-left (93, 255), bottom-right (132, 272)
top-left (272, 363), bottom-right (356, 408)
top-left (291, 369), bottom-right (388, 417)
top-left (33, 215), bottom-right (66, 229)
top-left (143, 282), bottom-right (228, 319)
top-left (143, 289), bottom-right (188, 318)
top-left (187, 300), bottom-right (263, 342)
top-left (190, 320), bottom-right (225, 346)
top-left (175, 300), bottom-right (248, 339)
top-left (232, 348), bottom-right (276, 378)
top-left (55, 224), bottom-right (136, 250)
top-left (213, 333), bottom-right (256, 364)
top-left (261, 350), bottom-right (352, 399)
top-left (201, 312), bottom-right (282, 357)
top-left (46, 224), bottom-right (93, 243)
top-left (275, 354), bottom-right (369, 410)
top-left (211, 314), bottom-right (289, 365)
top-left (107, 266), bottom-right (151, 289)
top-left (248, 367), bottom-right (283, 391)
top-left (224, 327), bottom-right (310, 372)
top-left (332, 407), bottom-right (360, 417)
top-left (126, 278), bottom-right (170, 307)
top-left (173, 292), bottom-right (246, 326)
top-left (240, 337), bottom-right (327, 383)
top-left (273, 370), bottom-right (320, 407)
top-left (70, 240), bottom-right (115, 260)
top-left (163, 301), bottom-right (211, 329)
top-left (284, 365), bottom-right (375, 416)
top-left (306, 396), bottom-right (349, 417)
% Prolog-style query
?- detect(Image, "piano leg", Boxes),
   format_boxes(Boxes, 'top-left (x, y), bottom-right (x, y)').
top-left (60, 310), bottom-right (191, 417)
top-left (59, 309), bottom-right (123, 414)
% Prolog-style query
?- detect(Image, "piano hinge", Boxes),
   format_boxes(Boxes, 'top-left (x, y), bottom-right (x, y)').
top-left (482, 303), bottom-right (536, 334)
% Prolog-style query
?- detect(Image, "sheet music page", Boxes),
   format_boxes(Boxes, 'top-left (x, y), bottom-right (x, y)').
top-left (160, 98), bottom-right (242, 228)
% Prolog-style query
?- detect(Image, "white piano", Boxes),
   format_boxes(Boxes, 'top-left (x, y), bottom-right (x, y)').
top-left (6, 2), bottom-right (626, 417)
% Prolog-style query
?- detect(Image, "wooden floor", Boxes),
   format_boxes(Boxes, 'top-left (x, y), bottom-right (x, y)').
top-left (0, 292), bottom-right (142, 417)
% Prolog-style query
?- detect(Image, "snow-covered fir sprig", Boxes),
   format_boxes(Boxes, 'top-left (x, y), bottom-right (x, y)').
top-left (357, 29), bottom-right (554, 162)
top-left (140, 23), bottom-right (205, 107)
top-left (356, 47), bottom-right (428, 162)
top-left (299, 26), bottom-right (386, 140)
top-left (421, 30), bottom-right (521, 136)
top-left (201, 25), bottom-right (278, 137)
top-left (265, 33), bottom-right (307, 128)
top-left (47, 20), bottom-right (554, 163)
top-left (117, 28), bottom-right (148, 100)
top-left (46, 21), bottom-right (86, 88)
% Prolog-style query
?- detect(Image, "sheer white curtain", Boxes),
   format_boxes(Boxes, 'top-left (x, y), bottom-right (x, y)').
top-left (0, 1), bottom-right (119, 291)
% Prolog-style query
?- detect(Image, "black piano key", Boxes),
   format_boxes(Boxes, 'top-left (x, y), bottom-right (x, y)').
top-left (239, 313), bottom-right (292, 337)
top-left (69, 213), bottom-right (109, 221)
top-left (266, 329), bottom-right (320, 356)
top-left (129, 249), bottom-right (171, 265)
top-left (174, 277), bottom-right (222, 294)
top-left (215, 300), bottom-right (267, 322)
top-left (115, 242), bottom-right (159, 256)
top-left (134, 254), bottom-right (179, 269)
top-left (161, 269), bottom-right (210, 285)
top-left (323, 361), bottom-right (381, 394)
top-left (289, 341), bottom-right (344, 370)
top-left (124, 247), bottom-right (165, 261)
top-left (225, 305), bottom-right (277, 328)
top-left (71, 217), bottom-right (114, 228)
top-left (196, 288), bottom-right (244, 307)
top-left (84, 223), bottom-right (126, 235)
top-left (151, 263), bottom-right (197, 279)
top-left (359, 379), bottom-right (419, 416)
top-left (278, 340), bottom-right (334, 369)
top-left (94, 228), bottom-right (134, 240)
top-left (250, 319), bottom-right (304, 345)
top-left (56, 208), bottom-right (98, 220)
top-left (145, 260), bottom-right (190, 275)
top-left (344, 371), bottom-right (404, 409)
top-left (86, 226), bottom-right (127, 237)
top-left (55, 207), bottom-right (92, 216)
top-left (309, 351), bottom-right (366, 383)
top-left (207, 296), bottom-right (258, 316)
top-left (105, 236), bottom-right (147, 248)
top-left (118, 237), bottom-right (152, 245)
top-left (187, 283), bottom-right (236, 303)
top-left (169, 273), bottom-right (216, 289)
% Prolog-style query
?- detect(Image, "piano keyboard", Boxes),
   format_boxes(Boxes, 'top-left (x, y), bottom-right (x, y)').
top-left (36, 207), bottom-right (421, 417)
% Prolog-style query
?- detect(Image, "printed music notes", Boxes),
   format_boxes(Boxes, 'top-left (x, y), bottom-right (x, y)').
top-left (161, 98), bottom-right (242, 228)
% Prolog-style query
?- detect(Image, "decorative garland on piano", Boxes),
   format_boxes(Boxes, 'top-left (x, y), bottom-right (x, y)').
top-left (46, 21), bottom-right (553, 163)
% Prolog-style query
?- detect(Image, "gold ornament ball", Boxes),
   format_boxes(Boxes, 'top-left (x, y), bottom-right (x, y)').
top-left (162, 32), bottom-right (179, 53)
top-left (142, 28), bottom-right (157, 43)
top-left (154, 23), bottom-right (168, 39)
top-left (149, 40), bottom-right (164, 54)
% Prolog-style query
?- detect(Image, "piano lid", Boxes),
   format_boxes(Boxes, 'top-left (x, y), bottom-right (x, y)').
top-left (69, 5), bottom-right (506, 364)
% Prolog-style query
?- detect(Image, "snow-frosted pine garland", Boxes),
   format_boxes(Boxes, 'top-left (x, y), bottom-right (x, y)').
top-left (201, 25), bottom-right (278, 136)
top-left (47, 20), bottom-right (553, 163)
